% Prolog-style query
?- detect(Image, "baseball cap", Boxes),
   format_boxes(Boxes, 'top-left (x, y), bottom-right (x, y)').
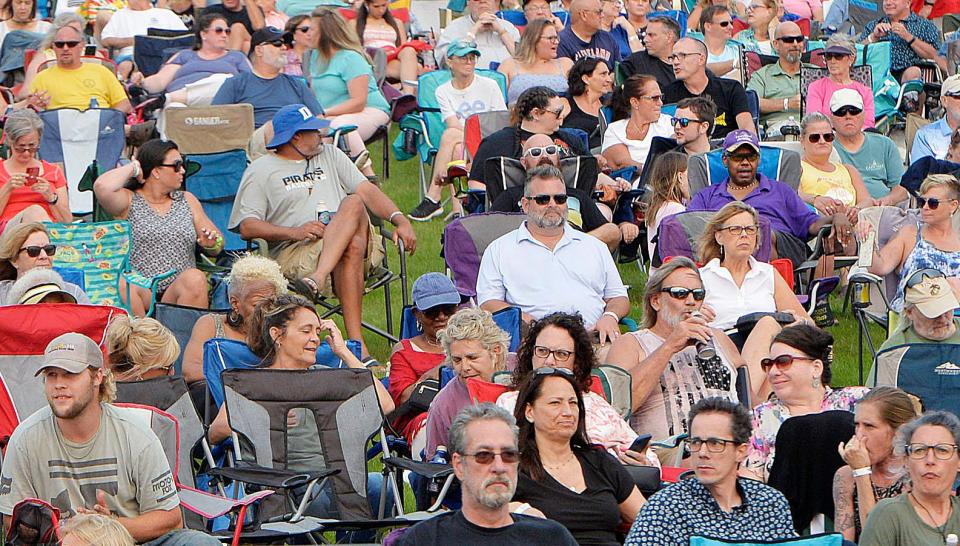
top-left (250, 26), bottom-right (292, 51)
top-left (412, 272), bottom-right (462, 311)
top-left (17, 283), bottom-right (77, 305)
top-left (829, 88), bottom-right (864, 113)
top-left (446, 39), bottom-right (481, 60)
top-left (722, 129), bottom-right (760, 154)
top-left (37, 332), bottom-right (103, 376)
top-left (266, 104), bottom-right (331, 149)
top-left (905, 271), bottom-right (960, 319)
top-left (942, 74), bottom-right (960, 97)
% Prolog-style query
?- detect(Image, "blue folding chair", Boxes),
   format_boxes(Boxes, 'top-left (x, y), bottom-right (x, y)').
top-left (183, 149), bottom-right (249, 253)
top-left (496, 10), bottom-right (526, 26)
top-left (689, 144), bottom-right (799, 195)
top-left (398, 306), bottom-right (522, 352)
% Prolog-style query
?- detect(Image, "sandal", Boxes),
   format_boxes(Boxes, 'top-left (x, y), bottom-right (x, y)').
top-left (289, 277), bottom-right (325, 303)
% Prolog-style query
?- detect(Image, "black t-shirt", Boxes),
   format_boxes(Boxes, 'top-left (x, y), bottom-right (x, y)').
top-left (202, 4), bottom-right (254, 35)
top-left (468, 127), bottom-right (590, 185)
top-left (490, 187), bottom-right (610, 233)
top-left (621, 51), bottom-right (676, 91)
top-left (513, 448), bottom-right (635, 546)
top-left (173, 4), bottom-right (196, 29)
top-left (397, 510), bottom-right (578, 546)
top-left (562, 99), bottom-right (602, 150)
top-left (663, 73), bottom-right (749, 138)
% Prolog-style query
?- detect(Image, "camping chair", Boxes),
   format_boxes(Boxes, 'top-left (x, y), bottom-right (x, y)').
top-left (483, 155), bottom-right (599, 210)
top-left (0, 30), bottom-right (42, 86)
top-left (183, 149), bottom-right (250, 254)
top-left (442, 211), bottom-right (526, 300)
top-left (686, 145), bottom-right (801, 197)
top-left (399, 305), bottom-right (523, 352)
top-left (38, 107), bottom-right (126, 216)
top-left (154, 303), bottom-right (228, 377)
top-left (871, 344), bottom-right (960, 415)
top-left (133, 30), bottom-right (194, 78)
top-left (592, 365), bottom-right (632, 420)
top-left (740, 49), bottom-right (778, 87)
top-left (905, 113), bottom-right (931, 164)
top-left (690, 534), bottom-right (845, 545)
top-left (45, 220), bottom-right (174, 315)
top-left (162, 104), bottom-right (255, 155)
top-left (654, 210), bottom-right (774, 267)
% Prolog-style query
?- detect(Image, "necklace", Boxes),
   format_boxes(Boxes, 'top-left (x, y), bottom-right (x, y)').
top-left (910, 492), bottom-right (953, 543)
top-left (422, 333), bottom-right (440, 347)
top-left (542, 451), bottom-right (576, 471)
top-left (727, 179), bottom-right (758, 193)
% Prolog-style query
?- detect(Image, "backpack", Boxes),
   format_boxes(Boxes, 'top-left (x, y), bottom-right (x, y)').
top-left (5, 499), bottom-right (61, 546)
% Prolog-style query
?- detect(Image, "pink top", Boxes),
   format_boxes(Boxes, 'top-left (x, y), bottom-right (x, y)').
top-left (781, 0), bottom-right (821, 18)
top-left (805, 78), bottom-right (875, 129)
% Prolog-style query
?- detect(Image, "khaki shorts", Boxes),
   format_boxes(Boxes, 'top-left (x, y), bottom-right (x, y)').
top-left (274, 222), bottom-right (385, 297)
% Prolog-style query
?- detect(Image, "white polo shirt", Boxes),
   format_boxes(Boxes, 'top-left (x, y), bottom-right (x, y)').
top-left (476, 222), bottom-right (627, 327)
top-left (700, 256), bottom-right (777, 330)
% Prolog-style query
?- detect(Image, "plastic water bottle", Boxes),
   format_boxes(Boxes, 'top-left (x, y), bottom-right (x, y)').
top-left (316, 200), bottom-right (331, 225)
top-left (427, 446), bottom-right (448, 494)
top-left (947, 534), bottom-right (958, 546)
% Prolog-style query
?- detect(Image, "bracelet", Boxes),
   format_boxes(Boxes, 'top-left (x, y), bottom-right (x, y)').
top-left (130, 161), bottom-right (140, 178)
top-left (602, 311), bottom-right (620, 322)
top-left (851, 467), bottom-right (872, 478)
top-left (513, 502), bottom-right (532, 514)
top-left (388, 210), bottom-right (404, 224)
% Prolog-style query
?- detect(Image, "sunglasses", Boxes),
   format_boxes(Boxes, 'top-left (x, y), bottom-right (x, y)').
top-left (523, 145), bottom-right (560, 157)
top-left (659, 286), bottom-right (706, 300)
top-left (211, 26), bottom-right (232, 34)
top-left (806, 132), bottom-right (835, 143)
top-left (916, 196), bottom-right (956, 210)
top-left (906, 267), bottom-right (946, 288)
top-left (160, 160), bottom-right (185, 171)
top-left (19, 244), bottom-right (56, 258)
top-left (533, 347), bottom-right (574, 362)
top-left (529, 193), bottom-right (568, 205)
top-left (823, 52), bottom-right (850, 60)
top-left (263, 39), bottom-right (286, 48)
top-left (461, 449), bottom-right (520, 464)
top-left (296, 25), bottom-right (311, 32)
top-left (421, 303), bottom-right (458, 320)
top-left (713, 20), bottom-right (732, 27)
top-left (759, 354), bottom-right (815, 373)
top-left (53, 40), bottom-right (81, 49)
top-left (671, 116), bottom-right (704, 127)
top-left (778, 35), bottom-right (804, 43)
top-left (832, 106), bottom-right (862, 117)
top-left (640, 94), bottom-right (664, 102)
top-left (726, 152), bottom-right (759, 163)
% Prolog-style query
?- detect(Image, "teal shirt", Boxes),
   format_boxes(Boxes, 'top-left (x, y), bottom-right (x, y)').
top-left (833, 132), bottom-right (906, 198)
top-left (277, 0), bottom-right (348, 16)
top-left (309, 49), bottom-right (390, 115)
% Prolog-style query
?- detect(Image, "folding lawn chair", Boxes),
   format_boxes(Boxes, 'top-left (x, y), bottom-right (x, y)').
top-left (399, 305), bottom-right (523, 352)
top-left (0, 30), bottom-right (42, 86)
top-left (687, 145), bottom-right (801, 197)
top-left (183, 149), bottom-right (250, 254)
top-left (133, 30), bottom-right (194, 77)
top-left (654, 210), bottom-right (773, 266)
top-left (800, 65), bottom-right (874, 121)
top-left (162, 104), bottom-right (255, 155)
top-left (154, 303), bottom-right (229, 377)
top-left (592, 365), bottom-right (632, 420)
top-left (871, 343), bottom-right (960, 415)
top-left (690, 534), bottom-right (845, 545)
top-left (483, 155), bottom-right (599, 210)
top-left (442, 211), bottom-right (526, 299)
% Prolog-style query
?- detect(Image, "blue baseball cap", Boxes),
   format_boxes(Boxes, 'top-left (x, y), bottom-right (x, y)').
top-left (266, 104), bottom-right (331, 149)
top-left (445, 39), bottom-right (481, 60)
top-left (412, 273), bottom-right (462, 311)
top-left (722, 129), bottom-right (760, 154)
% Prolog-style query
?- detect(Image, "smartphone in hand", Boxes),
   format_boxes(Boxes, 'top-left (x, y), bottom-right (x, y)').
top-left (26, 166), bottom-right (39, 185)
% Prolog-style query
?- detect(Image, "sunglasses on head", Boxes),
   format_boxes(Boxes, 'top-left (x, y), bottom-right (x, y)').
top-left (806, 132), bottom-right (835, 143)
top-left (778, 35), bottom-right (804, 43)
top-left (832, 106), bottom-right (862, 117)
top-left (659, 286), bottom-right (706, 300)
top-left (529, 193), bottom-right (568, 205)
top-left (211, 26), bottom-right (232, 34)
top-left (53, 40), bottom-right (80, 49)
top-left (759, 354), bottom-right (815, 373)
top-left (19, 244), bottom-right (56, 258)
top-left (421, 303), bottom-right (458, 319)
top-left (461, 449), bottom-right (520, 464)
top-left (671, 116), bottom-right (704, 127)
top-left (916, 196), bottom-right (956, 210)
top-left (523, 145), bottom-right (560, 157)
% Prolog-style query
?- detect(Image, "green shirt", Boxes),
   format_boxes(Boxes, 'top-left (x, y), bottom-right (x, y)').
top-left (746, 62), bottom-right (810, 126)
top-left (834, 132), bottom-right (906, 198)
top-left (860, 493), bottom-right (960, 546)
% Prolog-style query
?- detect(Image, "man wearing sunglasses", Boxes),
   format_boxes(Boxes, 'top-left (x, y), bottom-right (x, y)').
top-left (625, 397), bottom-right (796, 545)
top-left (746, 22), bottom-right (811, 137)
top-left (910, 74), bottom-right (960, 166)
top-left (28, 25), bottom-right (131, 113)
top-left (434, 0), bottom-right (520, 70)
top-left (876, 270), bottom-right (960, 371)
top-left (478, 164), bottom-right (629, 345)
top-left (557, 0), bottom-right (621, 69)
top-left (399, 404), bottom-right (578, 544)
top-left (671, 97), bottom-right (715, 156)
top-left (701, 6), bottom-right (740, 80)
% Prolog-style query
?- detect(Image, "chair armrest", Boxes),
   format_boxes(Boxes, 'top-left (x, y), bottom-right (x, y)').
top-left (382, 457), bottom-right (453, 479)
top-left (209, 462), bottom-right (339, 489)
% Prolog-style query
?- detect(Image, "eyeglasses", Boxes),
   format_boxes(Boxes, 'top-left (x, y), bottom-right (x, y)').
top-left (685, 437), bottom-right (740, 453)
top-left (712, 20), bottom-right (732, 27)
top-left (523, 145), bottom-right (560, 157)
top-left (544, 107), bottom-right (564, 118)
top-left (671, 116), bottom-right (704, 127)
top-left (916, 196), bottom-right (957, 210)
top-left (905, 443), bottom-right (960, 460)
top-left (726, 151), bottom-right (759, 163)
top-left (12, 144), bottom-right (38, 153)
top-left (639, 94), bottom-right (664, 102)
top-left (718, 224), bottom-right (759, 236)
top-left (906, 267), bottom-right (946, 288)
top-left (748, 3), bottom-right (768, 9)
top-left (833, 106), bottom-right (862, 117)
top-left (667, 51), bottom-right (702, 62)
top-left (19, 244), bottom-right (56, 258)
top-left (529, 193), bottom-right (568, 205)
top-left (461, 449), bottom-right (520, 464)
top-left (659, 286), bottom-right (706, 301)
top-left (759, 354), bottom-right (815, 373)
top-left (823, 52), bottom-right (850, 60)
top-left (210, 26), bottom-right (232, 34)
top-left (296, 25), bottom-right (311, 32)
top-left (540, 35), bottom-right (560, 42)
top-left (53, 40), bottom-right (81, 49)
top-left (533, 347), bottom-right (574, 362)
top-left (777, 35), bottom-right (804, 43)
top-left (806, 132), bottom-right (835, 143)
top-left (422, 303), bottom-right (458, 320)
top-left (160, 160), bottom-right (185, 171)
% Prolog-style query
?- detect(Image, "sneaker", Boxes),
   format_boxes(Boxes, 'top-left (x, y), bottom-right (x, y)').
top-left (408, 198), bottom-right (443, 221)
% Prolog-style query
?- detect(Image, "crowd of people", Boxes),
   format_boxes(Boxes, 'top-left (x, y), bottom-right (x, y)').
top-left (1, 0), bottom-right (960, 543)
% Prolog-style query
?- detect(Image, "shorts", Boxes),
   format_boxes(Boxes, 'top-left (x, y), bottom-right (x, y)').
top-left (273, 222), bottom-right (385, 296)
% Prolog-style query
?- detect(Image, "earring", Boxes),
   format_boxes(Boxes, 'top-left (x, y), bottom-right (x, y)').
top-left (416, 320), bottom-right (423, 333)
top-left (719, 245), bottom-right (725, 258)
top-left (811, 375), bottom-right (820, 388)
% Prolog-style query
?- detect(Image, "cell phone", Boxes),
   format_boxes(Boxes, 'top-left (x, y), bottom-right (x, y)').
top-left (84, 45), bottom-right (97, 56)
top-left (26, 166), bottom-right (38, 184)
top-left (629, 434), bottom-right (652, 454)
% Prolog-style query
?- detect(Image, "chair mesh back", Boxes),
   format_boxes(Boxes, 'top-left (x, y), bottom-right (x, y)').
top-left (154, 304), bottom-right (227, 376)
top-left (442, 212), bottom-right (526, 297)
top-left (222, 368), bottom-right (383, 521)
top-left (593, 365), bottom-right (632, 420)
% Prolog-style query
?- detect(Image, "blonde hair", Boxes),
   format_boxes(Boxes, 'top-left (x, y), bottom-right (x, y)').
top-left (920, 173), bottom-right (960, 199)
top-left (514, 19), bottom-right (553, 65)
top-left (227, 254), bottom-right (288, 298)
top-left (106, 315), bottom-right (180, 379)
top-left (439, 307), bottom-right (510, 372)
top-left (699, 201), bottom-right (762, 264)
top-left (311, 7), bottom-right (372, 65)
top-left (99, 367), bottom-right (117, 403)
top-left (0, 221), bottom-right (46, 280)
top-left (61, 513), bottom-right (134, 546)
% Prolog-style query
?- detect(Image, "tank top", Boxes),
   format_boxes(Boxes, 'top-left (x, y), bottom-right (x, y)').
top-left (891, 222), bottom-right (960, 311)
top-left (507, 71), bottom-right (568, 105)
top-left (799, 160), bottom-right (856, 206)
top-left (562, 96), bottom-right (602, 150)
top-left (128, 191), bottom-right (197, 290)
top-left (362, 24), bottom-right (398, 50)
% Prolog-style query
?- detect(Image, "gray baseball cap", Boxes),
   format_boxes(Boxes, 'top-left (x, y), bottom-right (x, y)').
top-left (37, 332), bottom-right (103, 376)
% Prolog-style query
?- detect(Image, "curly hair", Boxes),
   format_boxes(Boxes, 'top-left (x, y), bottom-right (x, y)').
top-left (512, 312), bottom-right (595, 392)
top-left (246, 293), bottom-right (318, 366)
top-left (227, 254), bottom-right (288, 299)
top-left (772, 323), bottom-right (834, 386)
top-left (438, 307), bottom-right (510, 372)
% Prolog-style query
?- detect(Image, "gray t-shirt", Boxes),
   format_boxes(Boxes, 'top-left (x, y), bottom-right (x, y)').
top-left (833, 133), bottom-right (906, 199)
top-left (228, 146), bottom-right (366, 249)
top-left (0, 403), bottom-right (179, 519)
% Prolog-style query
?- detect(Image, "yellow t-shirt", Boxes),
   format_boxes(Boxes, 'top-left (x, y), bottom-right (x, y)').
top-left (799, 160), bottom-right (856, 206)
top-left (29, 62), bottom-right (127, 111)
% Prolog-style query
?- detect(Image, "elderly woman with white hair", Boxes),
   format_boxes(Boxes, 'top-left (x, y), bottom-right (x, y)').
top-left (181, 253), bottom-right (288, 384)
top-left (5, 266), bottom-right (77, 305)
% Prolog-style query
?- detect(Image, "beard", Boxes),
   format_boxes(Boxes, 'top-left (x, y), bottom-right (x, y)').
top-left (783, 51), bottom-right (801, 64)
top-left (476, 472), bottom-right (515, 509)
top-left (530, 207), bottom-right (567, 229)
top-left (47, 386), bottom-right (96, 420)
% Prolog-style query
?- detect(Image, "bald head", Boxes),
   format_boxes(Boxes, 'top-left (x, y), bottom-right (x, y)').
top-left (773, 21), bottom-right (804, 63)
top-left (571, 0), bottom-right (601, 30)
top-left (677, 37), bottom-right (707, 56)
top-left (521, 133), bottom-right (561, 169)
top-left (774, 21), bottom-right (801, 39)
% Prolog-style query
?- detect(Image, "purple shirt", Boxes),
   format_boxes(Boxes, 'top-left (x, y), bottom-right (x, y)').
top-left (688, 174), bottom-right (819, 241)
top-left (424, 378), bottom-right (473, 460)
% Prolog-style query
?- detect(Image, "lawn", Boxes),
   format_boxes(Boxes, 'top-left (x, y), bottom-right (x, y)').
top-left (354, 128), bottom-right (886, 388)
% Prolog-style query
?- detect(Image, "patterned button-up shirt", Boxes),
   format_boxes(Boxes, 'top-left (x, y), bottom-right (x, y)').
top-left (858, 13), bottom-right (942, 71)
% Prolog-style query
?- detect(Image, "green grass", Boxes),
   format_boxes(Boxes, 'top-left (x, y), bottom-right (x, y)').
top-left (354, 128), bottom-right (883, 388)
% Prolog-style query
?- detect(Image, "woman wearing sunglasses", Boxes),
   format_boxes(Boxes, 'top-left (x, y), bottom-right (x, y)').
top-left (859, 411), bottom-right (960, 546)
top-left (282, 15), bottom-right (313, 75)
top-left (0, 221), bottom-right (89, 305)
top-left (0, 109), bottom-right (70, 230)
top-left (601, 74), bottom-right (673, 170)
top-left (106, 315), bottom-right (180, 382)
top-left (741, 324), bottom-right (869, 482)
top-left (857, 173), bottom-right (960, 313)
top-left (510, 367), bottom-right (645, 545)
top-left (805, 37), bottom-right (875, 128)
top-left (94, 139), bottom-right (222, 316)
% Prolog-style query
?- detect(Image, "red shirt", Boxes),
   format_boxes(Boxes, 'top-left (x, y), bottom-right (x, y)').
top-left (387, 338), bottom-right (445, 405)
top-left (0, 160), bottom-right (67, 220)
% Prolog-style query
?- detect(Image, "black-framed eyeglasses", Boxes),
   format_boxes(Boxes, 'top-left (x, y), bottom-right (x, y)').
top-left (19, 244), bottom-right (56, 258)
top-left (533, 347), bottom-right (574, 362)
top-left (667, 51), bottom-right (702, 62)
top-left (916, 196), bottom-right (957, 210)
top-left (160, 160), bottom-right (185, 171)
top-left (671, 116), bottom-right (704, 127)
top-left (904, 443), bottom-right (960, 460)
top-left (833, 106), bottom-right (862, 117)
top-left (659, 286), bottom-right (706, 301)
top-left (422, 303), bottom-right (458, 320)
top-left (461, 449), bottom-right (520, 464)
top-left (806, 132), bottom-right (835, 144)
top-left (760, 354), bottom-right (815, 373)
top-left (906, 267), bottom-right (946, 288)
top-left (53, 40), bottom-right (81, 49)
top-left (523, 145), bottom-right (560, 157)
top-left (529, 193), bottom-right (568, 205)
top-left (685, 437), bottom-right (741, 453)
top-left (718, 224), bottom-right (759, 236)
top-left (778, 35), bottom-right (804, 43)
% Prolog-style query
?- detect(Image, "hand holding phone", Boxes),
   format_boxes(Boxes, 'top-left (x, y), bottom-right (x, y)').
top-left (26, 167), bottom-right (39, 185)
top-left (629, 434), bottom-right (652, 454)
